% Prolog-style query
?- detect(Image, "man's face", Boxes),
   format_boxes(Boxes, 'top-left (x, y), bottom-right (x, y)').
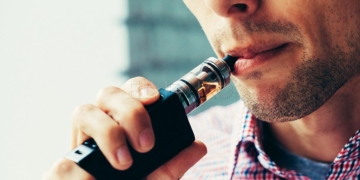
top-left (184, 0), bottom-right (360, 122)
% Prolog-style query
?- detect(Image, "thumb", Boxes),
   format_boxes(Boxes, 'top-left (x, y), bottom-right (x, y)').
top-left (147, 140), bottom-right (207, 180)
top-left (121, 76), bottom-right (160, 105)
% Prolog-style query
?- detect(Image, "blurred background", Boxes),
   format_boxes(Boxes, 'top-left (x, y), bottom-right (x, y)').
top-left (0, 1), bottom-right (239, 179)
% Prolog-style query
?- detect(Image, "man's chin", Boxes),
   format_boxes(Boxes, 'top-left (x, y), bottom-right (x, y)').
top-left (246, 105), bottom-right (298, 123)
top-left (242, 96), bottom-right (310, 123)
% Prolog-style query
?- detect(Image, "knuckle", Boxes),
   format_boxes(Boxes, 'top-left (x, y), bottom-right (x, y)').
top-left (126, 102), bottom-right (148, 120)
top-left (96, 86), bottom-right (125, 106)
top-left (104, 125), bottom-right (123, 141)
top-left (98, 86), bottom-right (121, 97)
top-left (72, 104), bottom-right (96, 119)
top-left (109, 101), bottom-right (149, 130)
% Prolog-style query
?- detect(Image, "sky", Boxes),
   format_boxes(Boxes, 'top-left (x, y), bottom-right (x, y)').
top-left (0, 0), bottom-right (129, 179)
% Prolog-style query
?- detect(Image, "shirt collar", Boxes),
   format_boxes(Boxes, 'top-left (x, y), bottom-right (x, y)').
top-left (333, 129), bottom-right (360, 162)
top-left (240, 111), bottom-right (360, 177)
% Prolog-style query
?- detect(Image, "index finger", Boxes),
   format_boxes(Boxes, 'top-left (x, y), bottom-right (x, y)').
top-left (121, 76), bottom-right (160, 105)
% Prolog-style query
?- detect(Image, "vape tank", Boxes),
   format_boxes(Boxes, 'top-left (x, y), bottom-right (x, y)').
top-left (166, 56), bottom-right (234, 114)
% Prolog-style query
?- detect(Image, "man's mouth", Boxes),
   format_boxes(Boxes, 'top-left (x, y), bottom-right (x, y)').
top-left (227, 43), bottom-right (289, 59)
top-left (226, 42), bottom-right (289, 76)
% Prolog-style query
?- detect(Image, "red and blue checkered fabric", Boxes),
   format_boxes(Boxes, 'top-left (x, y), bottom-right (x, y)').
top-left (183, 101), bottom-right (360, 180)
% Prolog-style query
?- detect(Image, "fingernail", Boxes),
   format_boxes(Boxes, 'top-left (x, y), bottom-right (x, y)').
top-left (139, 128), bottom-right (155, 150)
top-left (140, 86), bottom-right (158, 98)
top-left (116, 145), bottom-right (132, 165)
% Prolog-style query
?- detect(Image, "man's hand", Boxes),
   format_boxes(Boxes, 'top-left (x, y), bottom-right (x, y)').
top-left (42, 77), bottom-right (207, 180)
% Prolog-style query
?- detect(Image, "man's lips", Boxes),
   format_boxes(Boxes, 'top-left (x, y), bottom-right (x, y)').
top-left (227, 43), bottom-right (288, 59)
top-left (226, 43), bottom-right (289, 75)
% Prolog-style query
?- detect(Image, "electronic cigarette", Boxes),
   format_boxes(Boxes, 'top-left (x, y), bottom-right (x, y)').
top-left (65, 55), bottom-right (237, 180)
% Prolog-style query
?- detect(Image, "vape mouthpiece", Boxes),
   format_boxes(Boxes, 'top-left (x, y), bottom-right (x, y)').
top-left (223, 55), bottom-right (238, 72)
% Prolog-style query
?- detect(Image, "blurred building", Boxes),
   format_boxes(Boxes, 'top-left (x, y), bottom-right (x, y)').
top-left (124, 0), bottom-right (239, 114)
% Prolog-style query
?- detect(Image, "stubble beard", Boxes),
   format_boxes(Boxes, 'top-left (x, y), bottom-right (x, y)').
top-left (234, 44), bottom-right (360, 123)
top-left (213, 16), bottom-right (360, 122)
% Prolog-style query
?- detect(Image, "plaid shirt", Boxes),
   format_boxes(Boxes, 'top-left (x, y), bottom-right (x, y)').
top-left (183, 101), bottom-right (360, 180)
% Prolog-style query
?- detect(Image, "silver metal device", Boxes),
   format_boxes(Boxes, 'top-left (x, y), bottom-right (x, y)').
top-left (166, 57), bottom-right (232, 114)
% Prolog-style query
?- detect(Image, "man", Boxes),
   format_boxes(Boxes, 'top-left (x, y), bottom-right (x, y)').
top-left (43, 0), bottom-right (360, 179)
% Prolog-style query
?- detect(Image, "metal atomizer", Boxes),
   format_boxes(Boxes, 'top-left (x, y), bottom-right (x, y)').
top-left (65, 55), bottom-right (237, 180)
top-left (167, 55), bottom-right (235, 114)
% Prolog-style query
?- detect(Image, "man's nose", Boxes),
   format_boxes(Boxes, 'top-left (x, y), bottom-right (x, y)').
top-left (204, 0), bottom-right (259, 20)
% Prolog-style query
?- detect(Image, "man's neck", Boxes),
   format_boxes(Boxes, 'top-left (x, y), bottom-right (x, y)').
top-left (269, 76), bottom-right (360, 163)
